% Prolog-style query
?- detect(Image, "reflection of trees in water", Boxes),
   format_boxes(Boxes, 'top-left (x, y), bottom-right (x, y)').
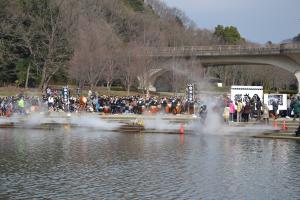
top-left (61, 132), bottom-right (147, 165)
top-left (0, 129), bottom-right (66, 171)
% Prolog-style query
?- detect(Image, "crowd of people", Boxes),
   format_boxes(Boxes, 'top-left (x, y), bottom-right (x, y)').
top-left (0, 88), bottom-right (212, 117)
top-left (222, 97), bottom-right (270, 124)
top-left (1, 87), bottom-right (300, 125)
top-left (222, 95), bottom-right (300, 124)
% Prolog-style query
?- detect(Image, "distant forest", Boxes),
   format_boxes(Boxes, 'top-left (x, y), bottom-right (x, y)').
top-left (0, 0), bottom-right (298, 93)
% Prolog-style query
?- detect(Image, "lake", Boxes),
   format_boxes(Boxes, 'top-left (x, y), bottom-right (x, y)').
top-left (1, 128), bottom-right (300, 199)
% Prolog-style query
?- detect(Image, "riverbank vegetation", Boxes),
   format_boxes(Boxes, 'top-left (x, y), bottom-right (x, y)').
top-left (0, 0), bottom-right (298, 94)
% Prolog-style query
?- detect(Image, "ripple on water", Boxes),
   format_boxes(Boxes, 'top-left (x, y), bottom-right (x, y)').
top-left (1, 129), bottom-right (300, 199)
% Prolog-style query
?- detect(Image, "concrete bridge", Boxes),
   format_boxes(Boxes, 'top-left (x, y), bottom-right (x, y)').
top-left (139, 42), bottom-right (300, 92)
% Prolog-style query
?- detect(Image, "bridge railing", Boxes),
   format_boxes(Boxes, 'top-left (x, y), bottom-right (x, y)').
top-left (157, 44), bottom-right (282, 57)
top-left (280, 42), bottom-right (300, 51)
top-left (144, 42), bottom-right (300, 57)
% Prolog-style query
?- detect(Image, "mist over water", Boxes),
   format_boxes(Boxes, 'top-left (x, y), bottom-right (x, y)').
top-left (0, 112), bottom-right (122, 131)
top-left (70, 114), bottom-right (122, 130)
top-left (25, 113), bottom-right (67, 127)
top-left (176, 64), bottom-right (280, 135)
top-left (143, 114), bottom-right (181, 131)
top-left (185, 95), bottom-right (276, 136)
top-left (0, 110), bottom-right (275, 136)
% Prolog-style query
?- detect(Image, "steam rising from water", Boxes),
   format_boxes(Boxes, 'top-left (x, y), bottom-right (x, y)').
top-left (0, 106), bottom-right (276, 136)
top-left (188, 96), bottom-right (276, 136)
top-left (139, 101), bottom-right (276, 136)
top-left (143, 114), bottom-right (181, 131)
top-left (0, 113), bottom-right (122, 131)
top-left (70, 114), bottom-right (122, 130)
top-left (5, 97), bottom-right (228, 134)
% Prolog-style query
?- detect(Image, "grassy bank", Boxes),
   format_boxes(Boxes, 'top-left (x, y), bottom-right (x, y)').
top-left (0, 87), bottom-right (41, 97)
top-left (0, 85), bottom-right (227, 97)
top-left (0, 86), bottom-right (178, 97)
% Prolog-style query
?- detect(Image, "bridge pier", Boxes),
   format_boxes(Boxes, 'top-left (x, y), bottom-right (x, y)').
top-left (137, 76), bottom-right (157, 92)
top-left (295, 71), bottom-right (300, 94)
top-left (137, 69), bottom-right (169, 92)
top-left (137, 84), bottom-right (157, 92)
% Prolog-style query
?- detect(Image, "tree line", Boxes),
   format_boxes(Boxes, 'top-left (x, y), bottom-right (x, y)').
top-left (0, 0), bottom-right (298, 94)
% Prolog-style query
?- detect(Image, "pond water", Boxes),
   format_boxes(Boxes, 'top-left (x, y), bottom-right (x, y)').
top-left (1, 129), bottom-right (300, 199)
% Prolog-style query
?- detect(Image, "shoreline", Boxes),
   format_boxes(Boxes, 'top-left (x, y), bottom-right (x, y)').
top-left (1, 113), bottom-right (300, 139)
top-left (253, 132), bottom-right (300, 140)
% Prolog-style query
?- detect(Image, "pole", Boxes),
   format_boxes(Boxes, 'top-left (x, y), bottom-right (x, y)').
top-left (193, 102), bottom-right (195, 116)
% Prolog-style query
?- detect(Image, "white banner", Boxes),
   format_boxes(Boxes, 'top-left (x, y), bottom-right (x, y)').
top-left (263, 94), bottom-right (287, 111)
top-left (230, 86), bottom-right (264, 108)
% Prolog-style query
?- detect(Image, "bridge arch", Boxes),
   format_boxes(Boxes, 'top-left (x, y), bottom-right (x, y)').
top-left (141, 43), bottom-right (300, 92)
top-left (198, 55), bottom-right (300, 92)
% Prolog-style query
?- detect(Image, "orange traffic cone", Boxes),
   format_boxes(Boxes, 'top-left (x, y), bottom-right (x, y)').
top-left (180, 123), bottom-right (185, 134)
top-left (273, 120), bottom-right (278, 129)
top-left (281, 119), bottom-right (288, 130)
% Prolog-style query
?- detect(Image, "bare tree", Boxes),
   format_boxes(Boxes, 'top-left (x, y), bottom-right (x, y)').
top-left (119, 44), bottom-right (140, 95)
top-left (102, 47), bottom-right (120, 94)
top-left (129, 14), bottom-right (163, 94)
top-left (37, 0), bottom-right (73, 92)
top-left (69, 16), bottom-right (113, 90)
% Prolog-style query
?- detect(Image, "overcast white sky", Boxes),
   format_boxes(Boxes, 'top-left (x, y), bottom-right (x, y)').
top-left (163, 0), bottom-right (300, 44)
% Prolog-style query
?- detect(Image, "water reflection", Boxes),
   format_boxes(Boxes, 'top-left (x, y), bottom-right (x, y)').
top-left (1, 129), bottom-right (300, 199)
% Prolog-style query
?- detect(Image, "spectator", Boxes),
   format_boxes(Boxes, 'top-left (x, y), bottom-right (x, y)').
top-left (243, 102), bottom-right (251, 122)
top-left (293, 96), bottom-right (300, 121)
top-left (223, 104), bottom-right (230, 124)
top-left (262, 104), bottom-right (269, 124)
top-left (18, 97), bottom-right (25, 115)
top-left (256, 98), bottom-right (262, 121)
top-left (48, 95), bottom-right (54, 110)
top-left (287, 97), bottom-right (291, 117)
top-left (229, 101), bottom-right (235, 122)
top-left (272, 99), bottom-right (278, 119)
top-left (236, 100), bottom-right (243, 122)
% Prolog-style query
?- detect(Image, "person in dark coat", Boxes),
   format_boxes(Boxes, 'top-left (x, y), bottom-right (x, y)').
top-left (256, 99), bottom-right (262, 121)
top-left (290, 97), bottom-right (296, 118)
top-left (272, 99), bottom-right (278, 119)
top-left (295, 125), bottom-right (300, 137)
top-left (243, 102), bottom-right (251, 122)
top-left (293, 96), bottom-right (300, 121)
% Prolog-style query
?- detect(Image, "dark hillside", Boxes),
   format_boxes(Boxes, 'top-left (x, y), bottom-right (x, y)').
top-left (0, 0), bottom-right (296, 92)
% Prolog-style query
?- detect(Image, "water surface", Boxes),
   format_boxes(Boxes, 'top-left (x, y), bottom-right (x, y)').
top-left (1, 129), bottom-right (300, 199)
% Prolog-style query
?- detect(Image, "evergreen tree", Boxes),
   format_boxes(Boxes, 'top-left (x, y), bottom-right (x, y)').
top-left (293, 33), bottom-right (300, 42)
top-left (127, 0), bottom-right (144, 12)
top-left (0, 0), bottom-right (73, 90)
top-left (214, 25), bottom-right (245, 44)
